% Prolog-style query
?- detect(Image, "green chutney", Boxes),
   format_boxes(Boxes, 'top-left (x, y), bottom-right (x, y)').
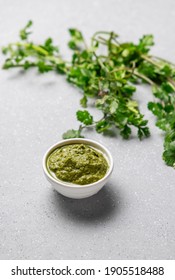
top-left (47, 143), bottom-right (108, 185)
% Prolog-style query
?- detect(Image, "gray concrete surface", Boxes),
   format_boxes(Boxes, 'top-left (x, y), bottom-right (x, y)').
top-left (0, 0), bottom-right (175, 260)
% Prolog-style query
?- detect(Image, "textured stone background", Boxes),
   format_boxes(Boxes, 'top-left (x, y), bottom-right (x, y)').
top-left (0, 0), bottom-right (175, 259)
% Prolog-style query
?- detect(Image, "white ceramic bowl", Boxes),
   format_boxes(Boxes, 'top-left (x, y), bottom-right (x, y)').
top-left (42, 138), bottom-right (114, 199)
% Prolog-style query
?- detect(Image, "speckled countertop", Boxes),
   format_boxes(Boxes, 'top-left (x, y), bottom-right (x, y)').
top-left (0, 0), bottom-right (175, 260)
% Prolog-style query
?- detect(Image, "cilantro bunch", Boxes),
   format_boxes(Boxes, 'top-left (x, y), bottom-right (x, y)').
top-left (2, 21), bottom-right (175, 168)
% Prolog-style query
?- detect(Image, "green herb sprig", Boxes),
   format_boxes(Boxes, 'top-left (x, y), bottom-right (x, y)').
top-left (2, 21), bottom-right (175, 168)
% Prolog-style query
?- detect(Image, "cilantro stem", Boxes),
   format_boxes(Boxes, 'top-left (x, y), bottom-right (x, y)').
top-left (152, 55), bottom-right (175, 67)
top-left (79, 116), bottom-right (106, 132)
top-left (142, 54), bottom-right (175, 89)
top-left (93, 52), bottom-right (109, 73)
top-left (14, 42), bottom-right (65, 64)
top-left (91, 31), bottom-right (118, 47)
top-left (3, 63), bottom-right (37, 69)
top-left (15, 42), bottom-right (49, 56)
top-left (91, 38), bottom-right (107, 46)
top-left (92, 31), bottom-right (116, 40)
top-left (167, 78), bottom-right (175, 89)
top-left (132, 70), bottom-right (155, 85)
top-left (142, 54), bottom-right (161, 68)
top-left (110, 66), bottom-right (155, 85)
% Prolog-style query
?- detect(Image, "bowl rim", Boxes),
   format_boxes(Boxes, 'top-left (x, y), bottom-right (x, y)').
top-left (42, 138), bottom-right (114, 188)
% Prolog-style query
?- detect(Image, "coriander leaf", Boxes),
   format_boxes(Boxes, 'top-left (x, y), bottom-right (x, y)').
top-left (96, 120), bottom-right (111, 133)
top-left (164, 130), bottom-right (175, 149)
top-left (23, 61), bottom-right (32, 70)
top-left (139, 35), bottom-right (154, 47)
top-left (76, 110), bottom-right (93, 125)
top-left (147, 102), bottom-right (163, 118)
top-left (163, 141), bottom-right (175, 167)
top-left (138, 127), bottom-right (150, 140)
top-left (110, 100), bottom-right (118, 114)
top-left (80, 95), bottom-right (87, 108)
top-left (142, 127), bottom-right (150, 137)
top-left (68, 28), bottom-right (84, 50)
top-left (122, 84), bottom-right (136, 96)
top-left (159, 64), bottom-right (172, 76)
top-left (156, 119), bottom-right (170, 131)
top-left (62, 129), bottom-right (83, 139)
top-left (69, 29), bottom-right (84, 41)
top-left (95, 96), bottom-right (108, 109)
top-left (56, 63), bottom-right (67, 74)
top-left (151, 85), bottom-right (169, 102)
top-left (127, 100), bottom-right (138, 114)
top-left (37, 61), bottom-right (53, 73)
top-left (43, 38), bottom-right (59, 54)
top-left (20, 20), bottom-right (33, 40)
top-left (68, 41), bottom-right (77, 50)
top-left (161, 82), bottom-right (174, 93)
top-left (138, 34), bottom-right (154, 53)
top-left (2, 47), bottom-right (8, 55)
top-left (120, 125), bottom-right (131, 139)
